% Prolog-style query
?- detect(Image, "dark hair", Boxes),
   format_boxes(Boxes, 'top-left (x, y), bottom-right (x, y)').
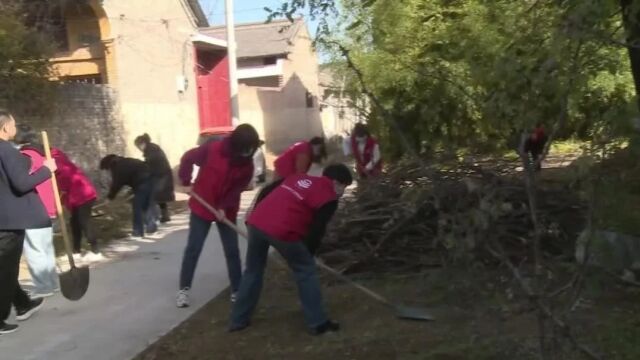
top-left (310, 136), bottom-right (325, 146)
top-left (99, 154), bottom-right (120, 170)
top-left (322, 163), bottom-right (353, 186)
top-left (134, 133), bottom-right (151, 146)
top-left (353, 123), bottom-right (369, 137)
top-left (15, 124), bottom-right (38, 145)
top-left (309, 136), bottom-right (327, 160)
top-left (0, 109), bottom-right (13, 129)
top-left (230, 124), bottom-right (260, 156)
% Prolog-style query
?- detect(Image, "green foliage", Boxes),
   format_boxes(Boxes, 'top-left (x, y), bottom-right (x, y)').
top-left (277, 0), bottom-right (639, 159)
top-left (0, 0), bottom-right (55, 116)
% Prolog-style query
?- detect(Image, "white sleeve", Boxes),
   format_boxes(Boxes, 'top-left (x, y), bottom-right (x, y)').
top-left (342, 137), bottom-right (351, 156)
top-left (372, 144), bottom-right (381, 164)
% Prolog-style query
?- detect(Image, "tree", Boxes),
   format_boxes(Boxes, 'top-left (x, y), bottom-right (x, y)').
top-left (0, 0), bottom-right (56, 116)
top-left (272, 0), bottom-right (637, 157)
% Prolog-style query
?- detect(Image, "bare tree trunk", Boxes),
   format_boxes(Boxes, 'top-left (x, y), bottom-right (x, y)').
top-left (620, 0), bottom-right (640, 111)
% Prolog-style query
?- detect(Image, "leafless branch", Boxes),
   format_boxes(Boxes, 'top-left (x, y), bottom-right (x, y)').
top-left (487, 245), bottom-right (602, 360)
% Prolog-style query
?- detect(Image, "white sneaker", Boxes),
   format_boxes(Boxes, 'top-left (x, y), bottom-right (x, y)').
top-left (176, 288), bottom-right (190, 308)
top-left (82, 252), bottom-right (105, 263)
top-left (30, 291), bottom-right (54, 299)
top-left (230, 292), bottom-right (238, 303)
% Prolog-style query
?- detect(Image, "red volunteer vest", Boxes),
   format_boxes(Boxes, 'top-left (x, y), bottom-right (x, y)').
top-left (273, 141), bottom-right (312, 178)
top-left (248, 174), bottom-right (337, 242)
top-left (189, 139), bottom-right (254, 222)
top-left (351, 136), bottom-right (382, 176)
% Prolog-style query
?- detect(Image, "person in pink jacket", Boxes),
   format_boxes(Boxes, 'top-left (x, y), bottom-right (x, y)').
top-left (15, 128), bottom-right (59, 297)
top-left (51, 148), bottom-right (100, 260)
top-left (17, 127), bottom-right (101, 263)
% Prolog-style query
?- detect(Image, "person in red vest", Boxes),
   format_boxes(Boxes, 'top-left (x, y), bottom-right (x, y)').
top-left (229, 164), bottom-right (353, 335)
top-left (273, 136), bottom-right (327, 180)
top-left (523, 122), bottom-right (547, 171)
top-left (176, 124), bottom-right (260, 308)
top-left (344, 123), bottom-right (382, 178)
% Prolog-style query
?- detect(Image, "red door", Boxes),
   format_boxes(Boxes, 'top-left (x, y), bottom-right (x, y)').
top-left (195, 49), bottom-right (231, 132)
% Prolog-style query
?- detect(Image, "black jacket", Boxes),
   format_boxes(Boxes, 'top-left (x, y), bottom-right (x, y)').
top-left (143, 143), bottom-right (171, 177)
top-left (0, 140), bottom-right (52, 230)
top-left (107, 157), bottom-right (152, 200)
top-left (143, 143), bottom-right (175, 203)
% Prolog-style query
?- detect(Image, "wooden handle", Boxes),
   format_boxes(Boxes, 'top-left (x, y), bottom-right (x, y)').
top-left (190, 189), bottom-right (393, 306)
top-left (190, 191), bottom-right (248, 238)
top-left (314, 258), bottom-right (392, 306)
top-left (42, 132), bottom-right (76, 268)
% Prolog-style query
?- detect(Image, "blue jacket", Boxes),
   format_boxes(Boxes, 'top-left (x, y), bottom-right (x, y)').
top-left (0, 140), bottom-right (52, 230)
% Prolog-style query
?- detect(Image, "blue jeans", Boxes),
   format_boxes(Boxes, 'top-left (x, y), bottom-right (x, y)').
top-left (24, 227), bottom-right (58, 294)
top-left (230, 226), bottom-right (328, 329)
top-left (132, 180), bottom-right (157, 237)
top-left (179, 213), bottom-right (242, 292)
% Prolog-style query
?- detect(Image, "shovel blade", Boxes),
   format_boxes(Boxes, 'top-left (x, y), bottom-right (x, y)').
top-left (60, 266), bottom-right (90, 301)
top-left (394, 304), bottom-right (435, 321)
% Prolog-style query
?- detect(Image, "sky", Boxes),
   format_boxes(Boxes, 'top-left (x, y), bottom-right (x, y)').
top-left (198, 0), bottom-right (320, 36)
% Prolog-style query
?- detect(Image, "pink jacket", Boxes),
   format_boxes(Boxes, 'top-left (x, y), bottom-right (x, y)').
top-left (20, 147), bottom-right (56, 218)
top-left (52, 148), bottom-right (97, 210)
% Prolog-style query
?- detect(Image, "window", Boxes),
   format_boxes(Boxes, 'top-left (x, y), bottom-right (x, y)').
top-left (263, 56), bottom-right (277, 65)
top-left (60, 74), bottom-right (103, 84)
top-left (305, 91), bottom-right (314, 108)
top-left (42, 5), bottom-right (69, 51)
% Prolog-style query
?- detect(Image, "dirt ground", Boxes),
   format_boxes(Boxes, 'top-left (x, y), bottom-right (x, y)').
top-left (20, 199), bottom-right (189, 280)
top-left (135, 148), bottom-right (640, 360)
top-left (134, 260), bottom-right (640, 360)
top-left (53, 199), bottom-right (189, 255)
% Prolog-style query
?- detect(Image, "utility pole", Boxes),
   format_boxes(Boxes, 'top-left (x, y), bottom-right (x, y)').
top-left (225, 0), bottom-right (239, 126)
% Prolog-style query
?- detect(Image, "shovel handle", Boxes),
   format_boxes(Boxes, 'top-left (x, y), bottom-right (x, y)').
top-left (314, 259), bottom-right (392, 307)
top-left (190, 191), bottom-right (248, 238)
top-left (42, 132), bottom-right (76, 268)
top-left (190, 189), bottom-right (393, 307)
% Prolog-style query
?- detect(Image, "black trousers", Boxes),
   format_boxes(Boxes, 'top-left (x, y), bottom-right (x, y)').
top-left (0, 231), bottom-right (31, 323)
top-left (158, 203), bottom-right (170, 222)
top-left (70, 200), bottom-right (97, 253)
top-left (524, 138), bottom-right (547, 171)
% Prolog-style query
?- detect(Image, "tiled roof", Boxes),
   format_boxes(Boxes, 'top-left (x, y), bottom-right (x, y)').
top-left (199, 18), bottom-right (305, 59)
top-left (186, 0), bottom-right (209, 27)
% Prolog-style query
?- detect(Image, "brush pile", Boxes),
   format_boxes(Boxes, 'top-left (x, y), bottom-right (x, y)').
top-left (319, 158), bottom-right (585, 274)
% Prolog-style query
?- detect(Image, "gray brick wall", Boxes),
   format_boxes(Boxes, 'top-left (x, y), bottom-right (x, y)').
top-left (20, 84), bottom-right (126, 193)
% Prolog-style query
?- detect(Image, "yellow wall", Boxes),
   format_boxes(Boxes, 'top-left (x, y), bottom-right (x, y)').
top-left (50, 1), bottom-right (113, 83)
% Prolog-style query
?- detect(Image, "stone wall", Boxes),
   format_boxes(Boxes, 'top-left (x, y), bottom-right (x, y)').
top-left (22, 84), bottom-right (126, 192)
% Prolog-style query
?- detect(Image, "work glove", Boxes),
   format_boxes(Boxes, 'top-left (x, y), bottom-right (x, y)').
top-left (365, 162), bottom-right (374, 171)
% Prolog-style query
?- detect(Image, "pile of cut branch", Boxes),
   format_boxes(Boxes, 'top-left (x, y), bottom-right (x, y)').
top-left (319, 159), bottom-right (584, 274)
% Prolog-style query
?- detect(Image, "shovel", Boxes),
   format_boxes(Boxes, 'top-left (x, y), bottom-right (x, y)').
top-left (42, 132), bottom-right (90, 301)
top-left (190, 191), bottom-right (434, 322)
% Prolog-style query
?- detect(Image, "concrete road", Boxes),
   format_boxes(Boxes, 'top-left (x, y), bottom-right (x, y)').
top-left (0, 191), bottom-right (256, 360)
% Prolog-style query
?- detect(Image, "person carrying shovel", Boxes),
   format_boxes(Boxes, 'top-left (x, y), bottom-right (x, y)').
top-left (0, 110), bottom-right (57, 334)
top-left (229, 163), bottom-right (353, 335)
top-left (176, 124), bottom-right (259, 308)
